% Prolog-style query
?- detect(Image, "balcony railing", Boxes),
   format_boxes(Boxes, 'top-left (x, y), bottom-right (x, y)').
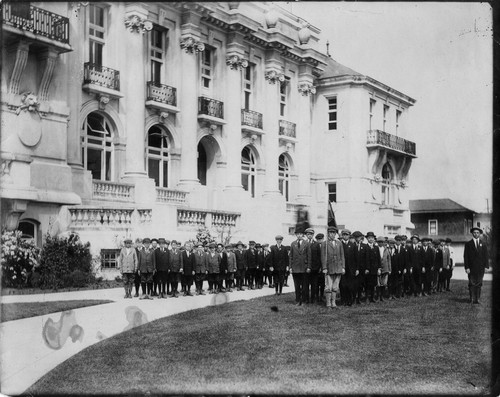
top-left (241, 109), bottom-right (263, 129)
top-left (2, 2), bottom-right (70, 44)
top-left (146, 81), bottom-right (177, 107)
top-left (279, 120), bottom-right (296, 138)
top-left (69, 208), bottom-right (134, 228)
top-left (178, 209), bottom-right (239, 228)
top-left (83, 63), bottom-right (120, 91)
top-left (198, 97), bottom-right (224, 119)
top-left (367, 129), bottom-right (416, 156)
top-left (92, 181), bottom-right (134, 202)
top-left (156, 188), bottom-right (187, 204)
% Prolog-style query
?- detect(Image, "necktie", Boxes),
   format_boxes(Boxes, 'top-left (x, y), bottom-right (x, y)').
top-left (298, 240), bottom-right (301, 249)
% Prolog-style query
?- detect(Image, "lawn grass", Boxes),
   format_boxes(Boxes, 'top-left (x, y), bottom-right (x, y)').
top-left (28, 280), bottom-right (491, 394)
top-left (1, 280), bottom-right (123, 296)
top-left (1, 300), bottom-right (114, 322)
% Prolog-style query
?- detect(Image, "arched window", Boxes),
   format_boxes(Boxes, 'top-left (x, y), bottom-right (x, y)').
top-left (81, 112), bottom-right (114, 181)
top-left (381, 162), bottom-right (393, 205)
top-left (241, 146), bottom-right (256, 197)
top-left (146, 125), bottom-right (170, 188)
top-left (278, 154), bottom-right (291, 201)
top-left (18, 219), bottom-right (39, 246)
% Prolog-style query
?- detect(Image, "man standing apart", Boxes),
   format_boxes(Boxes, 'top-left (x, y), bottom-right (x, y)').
top-left (118, 238), bottom-right (138, 298)
top-left (270, 235), bottom-right (288, 295)
top-left (289, 230), bottom-right (311, 306)
top-left (464, 227), bottom-right (489, 304)
top-left (321, 226), bottom-right (345, 309)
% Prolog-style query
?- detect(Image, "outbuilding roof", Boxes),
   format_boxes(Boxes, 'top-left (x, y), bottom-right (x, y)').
top-left (409, 199), bottom-right (476, 214)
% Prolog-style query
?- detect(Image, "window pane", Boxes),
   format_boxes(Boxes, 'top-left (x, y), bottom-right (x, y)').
top-left (162, 161), bottom-right (168, 188)
top-left (105, 151), bottom-right (111, 181)
top-left (250, 175), bottom-right (255, 198)
top-left (242, 174), bottom-right (249, 191)
top-left (148, 127), bottom-right (162, 147)
top-left (18, 221), bottom-right (35, 238)
top-left (148, 158), bottom-right (160, 186)
top-left (151, 61), bottom-right (162, 85)
top-left (87, 148), bottom-right (102, 180)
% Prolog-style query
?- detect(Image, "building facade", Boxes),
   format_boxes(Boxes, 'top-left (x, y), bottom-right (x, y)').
top-left (1, 2), bottom-right (417, 277)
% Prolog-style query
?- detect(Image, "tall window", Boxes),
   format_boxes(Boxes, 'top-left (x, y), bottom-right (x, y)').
top-left (243, 65), bottom-right (253, 109)
top-left (381, 162), bottom-right (393, 206)
top-left (396, 109), bottom-right (402, 134)
top-left (369, 99), bottom-right (376, 130)
top-left (81, 112), bottom-right (114, 181)
top-left (241, 146), bottom-right (256, 197)
top-left (278, 154), bottom-right (291, 201)
top-left (383, 104), bottom-right (389, 131)
top-left (88, 4), bottom-right (105, 65)
top-left (201, 47), bottom-right (213, 92)
top-left (429, 220), bottom-right (438, 236)
top-left (327, 183), bottom-right (337, 203)
top-left (150, 27), bottom-right (165, 85)
top-left (146, 125), bottom-right (170, 188)
top-left (279, 77), bottom-right (289, 117)
top-left (328, 97), bottom-right (337, 131)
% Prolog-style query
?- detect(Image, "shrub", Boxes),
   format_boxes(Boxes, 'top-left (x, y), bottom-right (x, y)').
top-left (1, 230), bottom-right (41, 288)
top-left (115, 275), bottom-right (122, 282)
top-left (37, 233), bottom-right (93, 290)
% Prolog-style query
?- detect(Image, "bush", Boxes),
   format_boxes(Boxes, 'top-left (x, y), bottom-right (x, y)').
top-left (1, 230), bottom-right (41, 288)
top-left (115, 275), bottom-right (122, 282)
top-left (37, 233), bottom-right (93, 290)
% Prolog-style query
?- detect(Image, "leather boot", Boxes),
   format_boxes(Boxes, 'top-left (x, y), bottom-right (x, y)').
top-left (379, 287), bottom-right (384, 302)
top-left (325, 292), bottom-right (332, 308)
top-left (331, 292), bottom-right (338, 308)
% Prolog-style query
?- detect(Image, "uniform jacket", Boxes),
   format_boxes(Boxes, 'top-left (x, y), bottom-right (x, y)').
top-left (206, 252), bottom-right (221, 273)
top-left (138, 249), bottom-right (156, 273)
top-left (270, 244), bottom-right (288, 272)
top-left (246, 248), bottom-right (258, 269)
top-left (309, 240), bottom-right (323, 272)
top-left (464, 238), bottom-right (489, 275)
top-left (194, 250), bottom-right (207, 274)
top-left (378, 246), bottom-right (392, 274)
top-left (169, 249), bottom-right (183, 272)
top-left (181, 250), bottom-right (196, 274)
top-left (365, 244), bottom-right (381, 275)
top-left (343, 242), bottom-right (359, 277)
top-left (321, 238), bottom-right (345, 274)
top-left (421, 246), bottom-right (435, 271)
top-left (155, 247), bottom-right (170, 272)
top-left (406, 244), bottom-right (422, 271)
top-left (235, 249), bottom-right (247, 270)
top-left (118, 247), bottom-right (138, 273)
top-left (289, 239), bottom-right (311, 273)
top-left (227, 251), bottom-right (237, 272)
top-left (391, 245), bottom-right (406, 276)
top-left (353, 242), bottom-right (368, 274)
top-left (218, 251), bottom-right (228, 273)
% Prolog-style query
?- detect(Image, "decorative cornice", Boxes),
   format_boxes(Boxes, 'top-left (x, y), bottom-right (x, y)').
top-left (180, 37), bottom-right (205, 53)
top-left (124, 15), bottom-right (153, 34)
top-left (265, 70), bottom-right (285, 84)
top-left (297, 82), bottom-right (316, 96)
top-left (226, 55), bottom-right (248, 70)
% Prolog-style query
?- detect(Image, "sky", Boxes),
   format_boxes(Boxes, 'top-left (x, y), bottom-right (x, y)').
top-left (281, 2), bottom-right (493, 213)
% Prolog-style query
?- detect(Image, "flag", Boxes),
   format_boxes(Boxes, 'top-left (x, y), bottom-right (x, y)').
top-left (327, 201), bottom-right (337, 228)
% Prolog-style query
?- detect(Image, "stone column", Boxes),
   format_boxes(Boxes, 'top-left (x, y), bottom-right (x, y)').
top-left (177, 11), bottom-right (203, 188)
top-left (296, 67), bottom-right (315, 203)
top-left (223, 32), bottom-right (247, 191)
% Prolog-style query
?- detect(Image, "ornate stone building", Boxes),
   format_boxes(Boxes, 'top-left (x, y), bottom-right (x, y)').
top-left (1, 2), bottom-right (416, 277)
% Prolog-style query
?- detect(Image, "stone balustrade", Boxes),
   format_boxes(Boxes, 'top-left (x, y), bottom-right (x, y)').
top-left (137, 209), bottom-right (152, 223)
top-left (93, 181), bottom-right (134, 202)
top-left (177, 209), bottom-right (240, 229)
top-left (177, 209), bottom-right (207, 228)
top-left (69, 208), bottom-right (134, 228)
top-left (156, 188), bottom-right (187, 204)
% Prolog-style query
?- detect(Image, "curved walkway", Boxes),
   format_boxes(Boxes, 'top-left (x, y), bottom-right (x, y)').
top-left (0, 266), bottom-right (490, 395)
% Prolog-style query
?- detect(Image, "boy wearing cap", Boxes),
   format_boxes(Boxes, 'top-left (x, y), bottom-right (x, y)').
top-left (118, 239), bottom-right (138, 298)
top-left (234, 241), bottom-right (247, 291)
top-left (364, 232), bottom-right (381, 303)
top-left (290, 231), bottom-right (311, 305)
top-left (155, 238), bottom-right (170, 299)
top-left (246, 241), bottom-right (258, 289)
top-left (321, 227), bottom-right (345, 309)
top-left (194, 243), bottom-right (208, 295)
top-left (270, 235), bottom-right (289, 295)
top-left (181, 242), bottom-right (196, 296)
top-left (206, 243), bottom-right (220, 293)
top-left (137, 238), bottom-right (156, 299)
top-left (464, 227), bottom-right (489, 304)
top-left (226, 244), bottom-right (237, 291)
top-left (169, 240), bottom-right (183, 298)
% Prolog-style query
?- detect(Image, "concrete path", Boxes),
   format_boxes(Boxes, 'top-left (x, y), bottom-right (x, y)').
top-left (0, 285), bottom-right (285, 395)
top-left (0, 267), bottom-right (491, 395)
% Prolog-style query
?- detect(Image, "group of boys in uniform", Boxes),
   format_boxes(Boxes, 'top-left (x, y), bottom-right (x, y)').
top-left (117, 225), bottom-right (487, 306)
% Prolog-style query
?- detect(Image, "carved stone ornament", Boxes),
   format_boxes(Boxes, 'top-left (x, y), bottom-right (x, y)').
top-left (297, 82), bottom-right (316, 96)
top-left (159, 111), bottom-right (169, 123)
top-left (226, 55), bottom-right (248, 70)
top-left (400, 179), bottom-right (407, 187)
top-left (98, 95), bottom-right (110, 110)
top-left (124, 15), bottom-right (153, 34)
top-left (373, 173), bottom-right (382, 182)
top-left (15, 92), bottom-right (40, 116)
top-left (180, 37), bottom-right (205, 54)
top-left (265, 70), bottom-right (285, 84)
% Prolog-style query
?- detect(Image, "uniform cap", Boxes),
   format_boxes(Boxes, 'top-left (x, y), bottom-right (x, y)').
top-left (341, 229), bottom-right (351, 235)
top-left (376, 237), bottom-right (385, 243)
top-left (151, 238), bottom-right (159, 243)
top-left (249, 240), bottom-right (256, 245)
top-left (158, 238), bottom-right (167, 244)
top-left (327, 226), bottom-right (338, 233)
top-left (305, 228), bottom-right (315, 234)
top-left (388, 239), bottom-right (396, 244)
top-left (433, 239), bottom-right (441, 245)
top-left (255, 243), bottom-right (262, 248)
top-left (352, 231), bottom-right (364, 238)
top-left (262, 243), bottom-right (269, 247)
top-left (275, 235), bottom-right (284, 240)
top-left (142, 237), bottom-right (151, 244)
top-left (124, 238), bottom-right (132, 244)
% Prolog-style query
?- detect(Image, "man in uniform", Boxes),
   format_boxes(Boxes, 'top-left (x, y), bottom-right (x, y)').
top-left (137, 237), bottom-right (156, 300)
top-left (316, 234), bottom-right (326, 303)
top-left (321, 226), bottom-right (345, 309)
top-left (169, 240), bottom-right (183, 298)
top-left (118, 238), bottom-right (138, 298)
top-left (181, 242), bottom-right (196, 296)
top-left (364, 232), bottom-right (381, 303)
top-left (234, 241), bottom-right (247, 291)
top-left (464, 227), bottom-right (489, 304)
top-left (155, 238), bottom-right (170, 299)
top-left (289, 230), bottom-right (311, 305)
top-left (194, 242), bottom-right (208, 295)
top-left (270, 235), bottom-right (288, 295)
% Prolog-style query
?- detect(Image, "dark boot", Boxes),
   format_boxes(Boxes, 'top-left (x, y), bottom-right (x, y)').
top-left (379, 287), bottom-right (384, 302)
